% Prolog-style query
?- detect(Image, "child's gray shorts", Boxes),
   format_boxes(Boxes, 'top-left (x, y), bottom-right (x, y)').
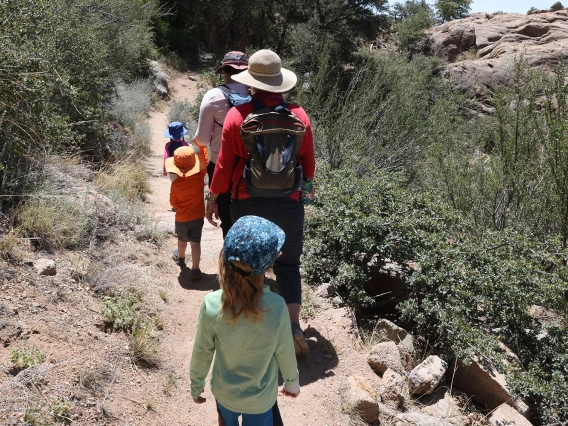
top-left (175, 218), bottom-right (204, 243)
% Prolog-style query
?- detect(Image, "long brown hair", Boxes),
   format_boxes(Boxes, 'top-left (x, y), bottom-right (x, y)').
top-left (218, 251), bottom-right (265, 324)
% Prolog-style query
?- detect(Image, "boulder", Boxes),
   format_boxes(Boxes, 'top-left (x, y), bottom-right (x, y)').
top-left (148, 60), bottom-right (169, 96)
top-left (420, 387), bottom-right (465, 420)
top-left (379, 368), bottom-right (409, 410)
top-left (373, 318), bottom-right (416, 371)
top-left (408, 355), bottom-right (447, 395)
top-left (452, 358), bottom-right (529, 418)
top-left (341, 375), bottom-right (379, 423)
top-left (425, 11), bottom-right (568, 100)
top-left (489, 403), bottom-right (534, 426)
top-left (33, 258), bottom-right (56, 276)
top-left (368, 341), bottom-right (405, 375)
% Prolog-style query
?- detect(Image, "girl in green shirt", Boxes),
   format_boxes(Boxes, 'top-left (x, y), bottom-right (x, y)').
top-left (190, 215), bottom-right (300, 426)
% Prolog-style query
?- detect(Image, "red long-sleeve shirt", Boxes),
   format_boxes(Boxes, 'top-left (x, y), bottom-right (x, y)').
top-left (210, 92), bottom-right (315, 201)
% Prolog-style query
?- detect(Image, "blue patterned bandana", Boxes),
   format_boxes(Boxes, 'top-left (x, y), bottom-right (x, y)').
top-left (224, 216), bottom-right (285, 276)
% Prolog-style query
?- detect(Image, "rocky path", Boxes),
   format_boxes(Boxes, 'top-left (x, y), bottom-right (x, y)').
top-left (139, 72), bottom-right (356, 425)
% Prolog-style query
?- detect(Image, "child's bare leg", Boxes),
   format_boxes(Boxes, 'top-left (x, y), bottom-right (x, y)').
top-left (189, 242), bottom-right (201, 269)
top-left (178, 240), bottom-right (188, 260)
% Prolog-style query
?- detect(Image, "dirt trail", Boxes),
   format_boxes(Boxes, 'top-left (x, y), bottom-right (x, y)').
top-left (140, 72), bottom-right (355, 426)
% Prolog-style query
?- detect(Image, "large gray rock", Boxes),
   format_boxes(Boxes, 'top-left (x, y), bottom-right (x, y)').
top-left (489, 403), bottom-right (534, 426)
top-left (373, 318), bottom-right (416, 371)
top-left (408, 355), bottom-right (447, 395)
top-left (379, 368), bottom-right (409, 410)
top-left (33, 258), bottom-right (56, 276)
top-left (341, 375), bottom-right (379, 423)
top-left (148, 60), bottom-right (169, 96)
top-left (425, 10), bottom-right (568, 97)
top-left (452, 358), bottom-right (529, 418)
top-left (368, 341), bottom-right (405, 375)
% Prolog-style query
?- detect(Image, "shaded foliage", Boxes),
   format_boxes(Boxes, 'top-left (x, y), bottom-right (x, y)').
top-left (0, 0), bottom-right (159, 199)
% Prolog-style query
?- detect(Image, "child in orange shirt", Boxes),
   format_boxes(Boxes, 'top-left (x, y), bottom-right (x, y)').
top-left (165, 145), bottom-right (208, 279)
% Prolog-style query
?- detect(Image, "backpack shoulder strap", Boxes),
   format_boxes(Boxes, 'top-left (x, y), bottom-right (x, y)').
top-left (217, 84), bottom-right (234, 97)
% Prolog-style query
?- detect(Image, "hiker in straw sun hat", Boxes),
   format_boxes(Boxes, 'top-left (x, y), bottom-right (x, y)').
top-left (231, 49), bottom-right (297, 93)
top-left (207, 48), bottom-right (315, 356)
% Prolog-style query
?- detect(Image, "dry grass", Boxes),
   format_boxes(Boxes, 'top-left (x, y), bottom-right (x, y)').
top-left (95, 160), bottom-right (150, 203)
top-left (18, 196), bottom-right (95, 250)
top-left (0, 229), bottom-right (20, 260)
top-left (130, 318), bottom-right (160, 367)
top-left (78, 366), bottom-right (115, 394)
top-left (300, 287), bottom-right (316, 320)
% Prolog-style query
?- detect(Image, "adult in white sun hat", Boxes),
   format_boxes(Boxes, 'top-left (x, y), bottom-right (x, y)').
top-left (207, 49), bottom-right (316, 356)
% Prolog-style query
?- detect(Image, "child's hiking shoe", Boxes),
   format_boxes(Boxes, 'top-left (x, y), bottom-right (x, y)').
top-left (172, 249), bottom-right (186, 269)
top-left (292, 323), bottom-right (309, 356)
top-left (190, 268), bottom-right (202, 281)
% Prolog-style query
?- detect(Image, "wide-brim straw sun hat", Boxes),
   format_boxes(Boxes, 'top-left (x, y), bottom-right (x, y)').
top-left (231, 49), bottom-right (297, 93)
top-left (165, 146), bottom-right (205, 177)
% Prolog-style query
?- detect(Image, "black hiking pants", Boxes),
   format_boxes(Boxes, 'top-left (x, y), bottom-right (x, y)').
top-left (207, 161), bottom-right (233, 239)
top-left (231, 196), bottom-right (304, 305)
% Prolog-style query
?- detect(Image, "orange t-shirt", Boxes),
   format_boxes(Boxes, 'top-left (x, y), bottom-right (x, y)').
top-left (169, 148), bottom-right (208, 222)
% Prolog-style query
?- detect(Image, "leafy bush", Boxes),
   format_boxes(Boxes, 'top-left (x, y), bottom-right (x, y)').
top-left (430, 61), bottom-right (568, 245)
top-left (168, 99), bottom-right (197, 131)
top-left (0, 229), bottom-right (20, 261)
top-left (301, 51), bottom-right (470, 180)
top-left (394, 3), bottom-right (435, 53)
top-left (304, 166), bottom-right (568, 424)
top-left (95, 161), bottom-right (150, 203)
top-left (101, 290), bottom-right (143, 331)
top-left (130, 318), bottom-right (160, 366)
top-left (10, 342), bottom-right (46, 371)
top-left (0, 0), bottom-right (160, 200)
top-left (550, 1), bottom-right (564, 11)
top-left (111, 79), bottom-right (154, 130)
top-left (303, 167), bottom-right (457, 310)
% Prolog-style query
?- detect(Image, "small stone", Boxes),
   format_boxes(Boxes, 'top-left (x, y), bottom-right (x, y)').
top-left (33, 258), bottom-right (56, 276)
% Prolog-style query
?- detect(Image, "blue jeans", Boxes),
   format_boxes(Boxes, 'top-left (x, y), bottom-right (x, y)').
top-left (216, 401), bottom-right (273, 426)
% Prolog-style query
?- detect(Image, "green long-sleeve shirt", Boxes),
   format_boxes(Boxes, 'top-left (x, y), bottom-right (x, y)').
top-left (190, 286), bottom-right (300, 414)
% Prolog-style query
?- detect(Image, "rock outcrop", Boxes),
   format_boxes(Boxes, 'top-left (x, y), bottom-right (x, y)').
top-left (425, 9), bottom-right (568, 99)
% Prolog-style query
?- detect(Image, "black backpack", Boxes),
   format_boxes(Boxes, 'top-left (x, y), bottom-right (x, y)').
top-left (240, 101), bottom-right (306, 198)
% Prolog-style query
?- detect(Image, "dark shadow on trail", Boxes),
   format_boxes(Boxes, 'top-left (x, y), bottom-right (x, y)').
top-left (278, 325), bottom-right (339, 387)
top-left (178, 269), bottom-right (220, 291)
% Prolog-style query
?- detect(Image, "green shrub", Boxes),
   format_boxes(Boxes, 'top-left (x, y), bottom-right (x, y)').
top-left (305, 166), bottom-right (568, 424)
top-left (10, 342), bottom-right (46, 371)
top-left (400, 230), bottom-right (568, 424)
top-left (301, 51), bottom-right (469, 180)
top-left (95, 160), bottom-right (150, 202)
top-left (0, 229), bottom-right (20, 261)
top-left (112, 79), bottom-right (154, 130)
top-left (303, 167), bottom-right (457, 311)
top-left (550, 1), bottom-right (564, 11)
top-left (395, 8), bottom-right (435, 53)
top-left (101, 290), bottom-right (143, 331)
top-left (168, 99), bottom-right (197, 133)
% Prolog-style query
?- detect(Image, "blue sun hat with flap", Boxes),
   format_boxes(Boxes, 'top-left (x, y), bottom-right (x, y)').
top-left (163, 121), bottom-right (188, 140)
top-left (224, 216), bottom-right (285, 276)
